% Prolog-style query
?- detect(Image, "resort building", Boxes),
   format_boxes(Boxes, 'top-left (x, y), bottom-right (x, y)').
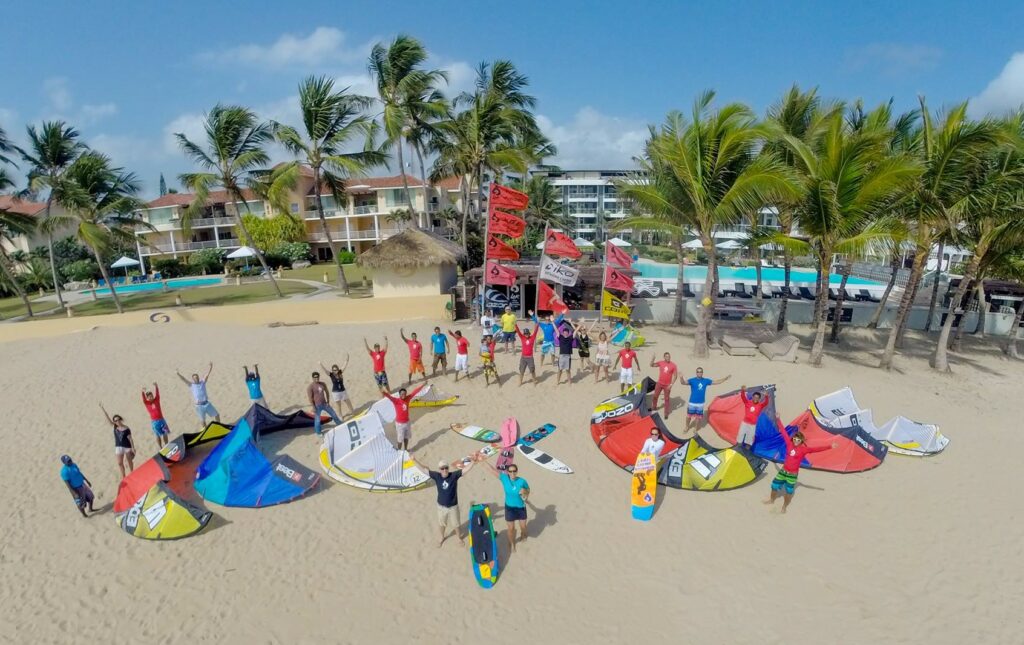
top-left (0, 195), bottom-right (75, 262)
top-left (530, 169), bottom-right (632, 243)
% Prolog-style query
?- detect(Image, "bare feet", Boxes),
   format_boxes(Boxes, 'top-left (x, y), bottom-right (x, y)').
top-left (762, 498), bottom-right (773, 505)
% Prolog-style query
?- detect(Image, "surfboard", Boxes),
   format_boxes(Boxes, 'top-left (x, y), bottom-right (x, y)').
top-left (631, 452), bottom-right (657, 521)
top-left (517, 444), bottom-right (573, 474)
top-left (450, 423), bottom-right (501, 443)
top-left (495, 417), bottom-right (519, 472)
top-left (518, 423), bottom-right (557, 446)
top-left (469, 503), bottom-right (499, 589)
top-left (455, 444), bottom-right (499, 467)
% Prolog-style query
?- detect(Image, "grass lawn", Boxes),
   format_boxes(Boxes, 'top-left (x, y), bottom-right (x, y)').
top-left (69, 281), bottom-right (317, 316)
top-left (0, 294), bottom-right (52, 320)
top-left (281, 263), bottom-right (370, 285)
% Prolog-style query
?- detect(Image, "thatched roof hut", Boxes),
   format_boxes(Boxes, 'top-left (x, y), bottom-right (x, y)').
top-left (357, 228), bottom-right (465, 298)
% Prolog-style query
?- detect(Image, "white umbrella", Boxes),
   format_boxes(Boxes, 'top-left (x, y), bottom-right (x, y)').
top-left (227, 245), bottom-right (257, 268)
top-left (716, 240), bottom-right (743, 250)
top-left (606, 237), bottom-right (632, 247)
top-left (681, 239), bottom-right (704, 249)
top-left (572, 236), bottom-right (595, 248)
top-left (110, 255), bottom-right (140, 277)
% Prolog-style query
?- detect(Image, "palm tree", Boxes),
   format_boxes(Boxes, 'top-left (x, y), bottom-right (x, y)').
top-left (273, 76), bottom-right (387, 294)
top-left (879, 100), bottom-right (1001, 369)
top-left (368, 35), bottom-right (448, 221)
top-left (522, 175), bottom-right (566, 231)
top-left (49, 152), bottom-right (149, 313)
top-left (992, 253), bottom-right (1024, 358)
top-left (619, 93), bottom-right (798, 355)
top-left (20, 121), bottom-right (87, 310)
top-left (175, 104), bottom-right (283, 298)
top-left (404, 86), bottom-right (449, 226)
top-left (0, 183), bottom-right (38, 317)
top-left (775, 107), bottom-right (921, 365)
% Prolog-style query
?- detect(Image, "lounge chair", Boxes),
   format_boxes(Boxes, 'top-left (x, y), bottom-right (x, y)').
top-left (841, 288), bottom-right (858, 301)
top-left (858, 289), bottom-right (879, 303)
top-left (798, 287), bottom-right (815, 300)
top-left (721, 334), bottom-right (758, 356)
top-left (735, 283), bottom-right (753, 299)
top-left (758, 335), bottom-right (800, 362)
top-left (682, 284), bottom-right (696, 298)
top-left (769, 286), bottom-right (783, 298)
top-left (828, 288), bottom-right (839, 300)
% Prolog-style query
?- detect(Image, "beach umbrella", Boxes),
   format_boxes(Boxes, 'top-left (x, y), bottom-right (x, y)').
top-left (572, 237), bottom-right (595, 248)
top-left (716, 240), bottom-right (743, 250)
top-left (606, 237), bottom-right (632, 247)
top-left (681, 239), bottom-right (704, 249)
top-left (227, 245), bottom-right (257, 269)
top-left (110, 255), bottom-right (141, 277)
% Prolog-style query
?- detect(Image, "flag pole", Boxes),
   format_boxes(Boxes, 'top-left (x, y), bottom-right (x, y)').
top-left (480, 180), bottom-right (493, 320)
top-left (536, 222), bottom-right (548, 315)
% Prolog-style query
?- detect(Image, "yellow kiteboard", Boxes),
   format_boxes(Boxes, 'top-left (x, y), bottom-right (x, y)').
top-left (631, 452), bottom-right (657, 521)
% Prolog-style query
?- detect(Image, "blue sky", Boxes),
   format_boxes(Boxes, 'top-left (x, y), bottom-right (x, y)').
top-left (3, 1), bottom-right (1024, 197)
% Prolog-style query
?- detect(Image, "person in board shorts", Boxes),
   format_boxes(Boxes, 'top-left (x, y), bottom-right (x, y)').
top-left (307, 371), bottom-right (343, 436)
top-left (484, 460), bottom-right (530, 553)
top-left (499, 306), bottom-right (517, 353)
top-left (429, 326), bottom-right (449, 377)
top-left (383, 385), bottom-right (425, 451)
top-left (177, 363), bottom-right (220, 428)
top-left (414, 455), bottom-right (477, 547)
top-left (593, 330), bottom-right (611, 383)
top-left (737, 385), bottom-right (770, 449)
top-left (682, 368), bottom-right (730, 434)
top-left (613, 342), bottom-right (640, 393)
top-left (515, 322), bottom-right (540, 386)
top-left (364, 337), bottom-right (390, 392)
top-left (555, 325), bottom-right (575, 385)
top-left (447, 329), bottom-right (471, 382)
top-left (101, 403), bottom-right (135, 479)
top-left (319, 357), bottom-right (355, 417)
top-left (530, 309), bottom-right (563, 367)
top-left (243, 363), bottom-right (268, 408)
top-left (764, 417), bottom-right (837, 514)
top-left (141, 382), bottom-right (170, 449)
top-left (650, 352), bottom-right (678, 418)
top-left (480, 334), bottom-right (500, 387)
top-left (60, 455), bottom-right (95, 517)
top-left (400, 328), bottom-right (427, 385)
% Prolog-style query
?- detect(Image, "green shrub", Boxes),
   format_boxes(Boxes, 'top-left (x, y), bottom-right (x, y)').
top-left (271, 241), bottom-right (312, 264)
top-left (151, 258), bottom-right (186, 278)
top-left (336, 250), bottom-right (356, 265)
top-left (188, 248), bottom-right (226, 274)
top-left (62, 259), bottom-right (101, 282)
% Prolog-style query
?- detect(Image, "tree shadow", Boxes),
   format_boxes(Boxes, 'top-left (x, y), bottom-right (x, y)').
top-left (409, 424), bottom-right (450, 454)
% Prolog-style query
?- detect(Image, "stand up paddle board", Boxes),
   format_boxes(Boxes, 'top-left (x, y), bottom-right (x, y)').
top-left (631, 452), bottom-right (657, 521)
top-left (469, 503), bottom-right (499, 588)
top-left (450, 424), bottom-right (501, 443)
top-left (517, 444), bottom-right (573, 474)
top-left (517, 423), bottom-right (557, 446)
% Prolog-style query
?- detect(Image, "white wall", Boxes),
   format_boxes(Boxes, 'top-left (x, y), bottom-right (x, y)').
top-left (372, 264), bottom-right (448, 298)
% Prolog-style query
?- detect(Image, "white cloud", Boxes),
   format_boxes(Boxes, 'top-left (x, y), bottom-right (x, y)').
top-left (163, 112), bottom-right (207, 156)
top-left (538, 107), bottom-right (646, 170)
top-left (80, 103), bottom-right (118, 124)
top-left (844, 43), bottom-right (943, 77)
top-left (438, 60), bottom-right (475, 97)
top-left (43, 77), bottom-right (73, 111)
top-left (198, 26), bottom-right (373, 70)
top-left (38, 77), bottom-right (117, 126)
top-left (90, 133), bottom-right (156, 166)
top-left (970, 52), bottom-right (1024, 116)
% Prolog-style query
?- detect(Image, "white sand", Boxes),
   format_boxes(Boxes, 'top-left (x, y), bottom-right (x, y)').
top-left (1, 319), bottom-right (1021, 644)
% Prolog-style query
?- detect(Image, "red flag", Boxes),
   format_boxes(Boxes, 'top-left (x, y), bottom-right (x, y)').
top-left (605, 242), bottom-right (633, 268)
top-left (544, 229), bottom-right (582, 259)
top-left (486, 261), bottom-right (517, 286)
top-left (489, 183), bottom-right (530, 210)
top-left (488, 207), bottom-right (527, 238)
top-left (537, 280), bottom-right (569, 314)
top-left (486, 234), bottom-right (520, 261)
top-left (605, 265), bottom-right (635, 292)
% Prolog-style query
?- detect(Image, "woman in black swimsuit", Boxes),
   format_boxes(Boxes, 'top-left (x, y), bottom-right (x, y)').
top-left (319, 356), bottom-right (355, 417)
top-left (101, 403), bottom-right (136, 479)
top-left (572, 320), bottom-right (597, 372)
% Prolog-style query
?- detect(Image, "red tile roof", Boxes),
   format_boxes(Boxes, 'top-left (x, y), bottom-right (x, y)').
top-left (0, 195), bottom-right (47, 216)
top-left (145, 189), bottom-right (258, 209)
top-left (434, 176), bottom-right (463, 191)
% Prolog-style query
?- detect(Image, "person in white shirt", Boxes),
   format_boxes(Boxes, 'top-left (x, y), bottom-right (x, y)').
top-left (176, 363), bottom-right (220, 427)
top-left (640, 427), bottom-right (666, 459)
top-left (480, 310), bottom-right (496, 342)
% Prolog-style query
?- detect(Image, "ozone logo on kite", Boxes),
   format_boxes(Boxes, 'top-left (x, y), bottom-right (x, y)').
top-left (592, 402), bottom-right (634, 424)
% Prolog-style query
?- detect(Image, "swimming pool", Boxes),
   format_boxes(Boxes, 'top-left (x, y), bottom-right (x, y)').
top-left (634, 261), bottom-right (882, 286)
top-left (88, 277), bottom-right (223, 296)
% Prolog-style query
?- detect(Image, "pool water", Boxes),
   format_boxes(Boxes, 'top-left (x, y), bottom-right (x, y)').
top-left (634, 261), bottom-right (882, 286)
top-left (88, 277), bottom-right (223, 296)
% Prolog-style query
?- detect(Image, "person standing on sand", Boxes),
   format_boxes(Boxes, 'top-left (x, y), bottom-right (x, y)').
top-left (480, 334), bottom-right (500, 387)
top-left (60, 455), bottom-right (95, 518)
top-left (430, 326), bottom-right (449, 377)
top-left (640, 427), bottom-right (666, 459)
top-left (764, 418), bottom-right (837, 514)
top-left (593, 330), bottom-right (611, 383)
top-left (480, 309), bottom-right (496, 343)
top-left (572, 319), bottom-right (596, 372)
top-left (141, 383), bottom-right (170, 449)
top-left (530, 309), bottom-right (563, 367)
top-left (555, 325), bottom-right (575, 385)
top-left (515, 322), bottom-right (540, 386)
top-left (484, 460), bottom-right (530, 553)
top-left (101, 404), bottom-right (136, 479)
top-left (365, 337), bottom-right (389, 392)
top-left (383, 385), bottom-right (426, 451)
top-left (243, 364), bottom-right (268, 408)
top-left (414, 456), bottom-right (476, 547)
top-left (649, 352), bottom-right (678, 419)
top-left (400, 329), bottom-right (427, 385)
top-left (176, 363), bottom-right (220, 427)
top-left (307, 372), bottom-right (343, 436)
top-left (500, 306), bottom-right (517, 353)
top-left (613, 342), bottom-right (640, 393)
top-left (737, 385), bottom-right (770, 450)
top-left (447, 329), bottom-right (471, 382)
top-left (319, 357), bottom-right (355, 417)
top-left (682, 368), bottom-right (730, 434)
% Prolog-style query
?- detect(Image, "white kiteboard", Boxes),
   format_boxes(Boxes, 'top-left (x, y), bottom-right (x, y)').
top-left (450, 423), bottom-right (501, 443)
top-left (516, 444), bottom-right (573, 475)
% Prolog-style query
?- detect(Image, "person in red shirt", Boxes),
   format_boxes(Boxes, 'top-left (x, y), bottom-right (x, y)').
top-left (649, 352), bottom-right (678, 418)
top-left (447, 329), bottom-right (472, 381)
top-left (764, 417), bottom-right (837, 514)
top-left (612, 342), bottom-right (640, 393)
top-left (364, 336), bottom-right (390, 392)
top-left (141, 382), bottom-right (170, 449)
top-left (400, 328), bottom-right (426, 385)
top-left (736, 385), bottom-right (770, 449)
top-left (383, 384), bottom-right (426, 451)
top-left (515, 323), bottom-right (540, 386)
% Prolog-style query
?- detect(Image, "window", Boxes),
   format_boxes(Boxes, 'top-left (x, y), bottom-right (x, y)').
top-left (290, 202), bottom-right (299, 214)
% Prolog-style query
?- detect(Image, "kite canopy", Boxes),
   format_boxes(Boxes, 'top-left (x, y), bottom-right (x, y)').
top-left (117, 483), bottom-right (211, 540)
top-left (591, 379), bottom-right (684, 471)
top-left (809, 387), bottom-right (861, 422)
top-left (707, 385), bottom-right (778, 445)
top-left (241, 404), bottom-right (319, 435)
top-left (159, 422), bottom-right (232, 464)
top-left (114, 457), bottom-right (172, 514)
top-left (754, 410), bottom-right (887, 473)
top-left (409, 384), bottom-right (458, 408)
top-left (873, 416), bottom-right (948, 456)
top-left (658, 435), bottom-right (766, 491)
top-left (327, 432), bottom-right (430, 491)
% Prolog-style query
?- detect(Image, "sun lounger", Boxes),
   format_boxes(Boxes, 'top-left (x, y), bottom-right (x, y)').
top-left (682, 284), bottom-right (696, 298)
top-left (858, 289), bottom-right (879, 303)
top-left (758, 335), bottom-right (800, 362)
top-left (828, 288), bottom-right (839, 300)
top-left (721, 334), bottom-right (758, 356)
top-left (735, 283), bottom-right (753, 299)
top-left (798, 287), bottom-right (815, 300)
top-left (842, 288), bottom-right (858, 301)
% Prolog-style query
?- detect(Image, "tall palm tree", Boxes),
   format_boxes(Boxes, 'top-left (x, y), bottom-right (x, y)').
top-left (522, 175), bottom-right (566, 231)
top-left (619, 93), bottom-right (798, 356)
top-left (775, 108), bottom-right (921, 365)
top-left (49, 152), bottom-right (149, 313)
top-left (175, 104), bottom-right (283, 298)
top-left (20, 121), bottom-right (87, 310)
top-left (368, 35), bottom-right (448, 221)
top-left (404, 85), bottom-right (449, 226)
top-left (0, 165), bottom-right (38, 317)
top-left (273, 76), bottom-right (387, 294)
top-left (879, 100), bottom-right (1001, 369)
top-left (992, 252), bottom-right (1024, 358)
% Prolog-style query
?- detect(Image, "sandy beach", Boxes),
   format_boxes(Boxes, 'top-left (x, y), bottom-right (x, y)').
top-left (1, 316), bottom-right (1021, 645)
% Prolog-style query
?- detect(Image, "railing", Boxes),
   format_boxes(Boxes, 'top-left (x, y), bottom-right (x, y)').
top-left (604, 212), bottom-right (627, 219)
top-left (148, 216), bottom-right (235, 230)
top-left (304, 209), bottom-right (346, 219)
top-left (307, 228), bottom-right (404, 243)
top-left (353, 205), bottom-right (377, 215)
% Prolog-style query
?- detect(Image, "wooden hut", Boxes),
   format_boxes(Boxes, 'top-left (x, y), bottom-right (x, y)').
top-left (357, 229), bottom-right (466, 298)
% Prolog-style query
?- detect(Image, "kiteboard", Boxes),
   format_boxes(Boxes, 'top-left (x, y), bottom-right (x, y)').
top-left (469, 503), bottom-right (499, 589)
top-left (518, 423), bottom-right (557, 447)
top-left (631, 452), bottom-right (657, 521)
top-left (495, 417), bottom-right (519, 472)
top-left (450, 423), bottom-right (501, 443)
top-left (455, 444), bottom-right (499, 467)
top-left (517, 444), bottom-right (573, 474)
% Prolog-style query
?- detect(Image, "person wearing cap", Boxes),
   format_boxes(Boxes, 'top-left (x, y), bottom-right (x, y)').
top-left (414, 455), bottom-right (476, 547)
top-left (60, 456), bottom-right (95, 517)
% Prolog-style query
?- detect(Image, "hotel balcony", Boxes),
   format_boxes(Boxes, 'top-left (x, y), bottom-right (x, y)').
top-left (148, 216), bottom-right (236, 231)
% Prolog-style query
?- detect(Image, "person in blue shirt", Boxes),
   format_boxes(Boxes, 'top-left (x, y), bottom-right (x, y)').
top-left (485, 460), bottom-right (530, 553)
top-left (60, 455), bottom-right (95, 518)
top-left (429, 326), bottom-right (449, 377)
top-left (243, 364), bottom-right (268, 408)
top-left (528, 309), bottom-right (564, 368)
top-left (682, 367), bottom-right (730, 433)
